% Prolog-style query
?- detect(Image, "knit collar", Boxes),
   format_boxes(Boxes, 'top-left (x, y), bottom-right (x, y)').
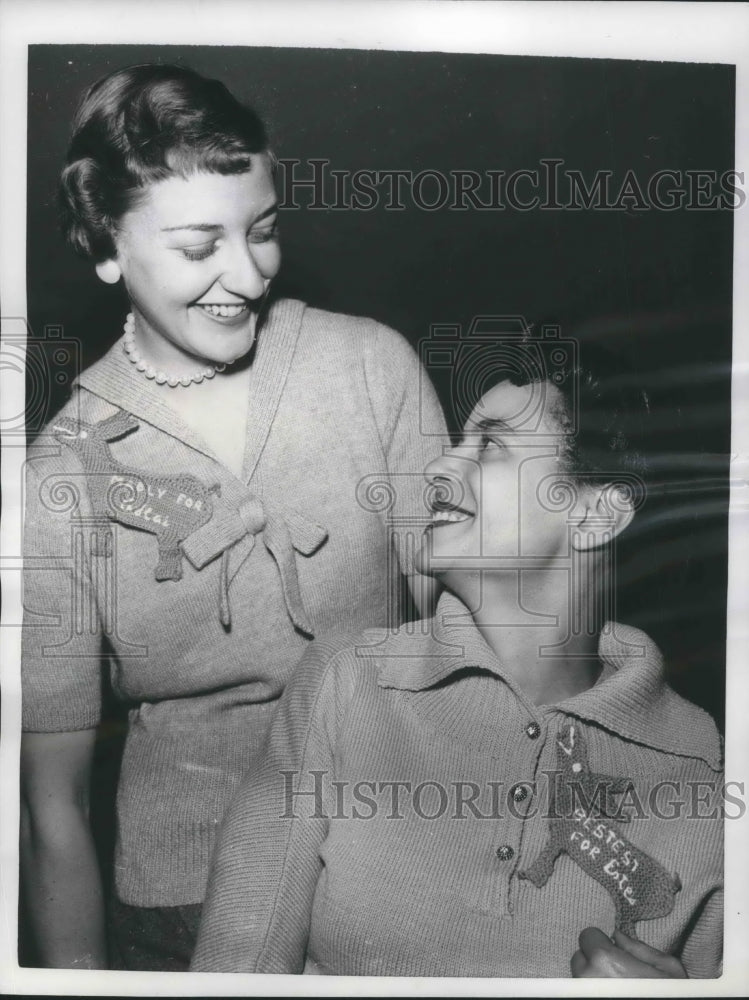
top-left (69, 298), bottom-right (325, 633)
top-left (374, 592), bottom-right (722, 770)
top-left (74, 298), bottom-right (306, 484)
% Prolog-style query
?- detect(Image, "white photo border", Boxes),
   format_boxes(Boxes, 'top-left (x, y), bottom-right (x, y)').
top-left (2, 1), bottom-right (747, 996)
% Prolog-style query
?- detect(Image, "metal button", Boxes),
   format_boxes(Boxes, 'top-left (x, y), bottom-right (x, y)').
top-left (525, 721), bottom-right (541, 740)
top-left (510, 783), bottom-right (529, 803)
top-left (496, 845), bottom-right (514, 861)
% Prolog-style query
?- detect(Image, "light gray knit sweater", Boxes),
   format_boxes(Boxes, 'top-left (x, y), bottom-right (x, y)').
top-left (193, 593), bottom-right (723, 977)
top-left (22, 298), bottom-right (448, 906)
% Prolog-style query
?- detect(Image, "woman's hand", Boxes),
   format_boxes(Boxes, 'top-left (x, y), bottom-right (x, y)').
top-left (20, 729), bottom-right (107, 968)
top-left (571, 927), bottom-right (687, 978)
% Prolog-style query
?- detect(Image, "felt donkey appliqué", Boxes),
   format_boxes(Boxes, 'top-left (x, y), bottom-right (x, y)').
top-left (53, 411), bottom-right (219, 582)
top-left (519, 722), bottom-right (682, 937)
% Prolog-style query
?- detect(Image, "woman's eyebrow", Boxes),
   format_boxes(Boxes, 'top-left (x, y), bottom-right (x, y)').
top-left (254, 203), bottom-right (279, 222)
top-left (467, 415), bottom-right (515, 435)
top-left (160, 203), bottom-right (279, 233)
top-left (161, 223), bottom-right (223, 233)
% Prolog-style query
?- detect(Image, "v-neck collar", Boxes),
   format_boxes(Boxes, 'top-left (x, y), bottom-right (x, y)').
top-left (74, 298), bottom-right (306, 485)
top-left (239, 298), bottom-right (305, 483)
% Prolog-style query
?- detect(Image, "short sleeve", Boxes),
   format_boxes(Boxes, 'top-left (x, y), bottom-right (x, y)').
top-left (362, 324), bottom-right (449, 577)
top-left (22, 444), bottom-right (103, 731)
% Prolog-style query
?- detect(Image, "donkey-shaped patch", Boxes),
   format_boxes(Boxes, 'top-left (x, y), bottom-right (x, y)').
top-left (53, 411), bottom-right (219, 581)
top-left (519, 722), bottom-right (682, 937)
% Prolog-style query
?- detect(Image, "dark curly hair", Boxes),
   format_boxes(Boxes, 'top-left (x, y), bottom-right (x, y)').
top-left (59, 64), bottom-right (270, 261)
top-left (450, 331), bottom-right (651, 496)
top-left (447, 330), bottom-right (656, 595)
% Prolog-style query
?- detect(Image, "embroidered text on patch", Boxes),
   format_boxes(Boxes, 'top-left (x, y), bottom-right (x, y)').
top-left (53, 411), bottom-right (219, 581)
top-left (519, 722), bottom-right (682, 936)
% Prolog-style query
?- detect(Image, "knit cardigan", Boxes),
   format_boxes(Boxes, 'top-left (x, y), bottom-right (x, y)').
top-left (21, 298), bottom-right (448, 906)
top-left (192, 593), bottom-right (723, 978)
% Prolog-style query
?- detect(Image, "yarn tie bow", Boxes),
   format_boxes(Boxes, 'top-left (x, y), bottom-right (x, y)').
top-left (180, 494), bottom-right (327, 632)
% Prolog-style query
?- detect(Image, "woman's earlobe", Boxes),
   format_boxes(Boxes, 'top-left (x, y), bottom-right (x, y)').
top-left (571, 483), bottom-right (636, 551)
top-left (95, 259), bottom-right (122, 284)
top-left (597, 484), bottom-right (636, 540)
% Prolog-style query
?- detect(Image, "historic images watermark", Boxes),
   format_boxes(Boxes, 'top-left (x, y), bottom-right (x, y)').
top-left (280, 769), bottom-right (746, 821)
top-left (277, 158), bottom-right (745, 212)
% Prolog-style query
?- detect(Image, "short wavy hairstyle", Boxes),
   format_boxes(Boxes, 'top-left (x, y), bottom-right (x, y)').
top-left (450, 333), bottom-right (652, 493)
top-left (59, 64), bottom-right (270, 261)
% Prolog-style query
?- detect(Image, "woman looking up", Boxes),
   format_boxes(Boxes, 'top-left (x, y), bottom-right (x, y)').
top-left (193, 343), bottom-right (722, 979)
top-left (20, 63), bottom-right (447, 971)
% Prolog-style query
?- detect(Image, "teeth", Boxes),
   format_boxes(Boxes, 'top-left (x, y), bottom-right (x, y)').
top-left (198, 304), bottom-right (247, 318)
top-left (431, 509), bottom-right (471, 523)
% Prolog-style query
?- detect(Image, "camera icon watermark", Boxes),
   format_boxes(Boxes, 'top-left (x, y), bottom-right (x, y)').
top-left (419, 314), bottom-right (579, 436)
top-left (1, 317), bottom-right (81, 440)
top-left (16, 461), bottom-right (150, 656)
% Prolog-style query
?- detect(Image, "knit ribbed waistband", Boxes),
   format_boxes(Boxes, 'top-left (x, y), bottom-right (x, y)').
top-left (113, 698), bottom-right (279, 907)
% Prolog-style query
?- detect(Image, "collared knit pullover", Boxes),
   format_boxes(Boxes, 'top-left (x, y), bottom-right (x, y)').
top-left (193, 593), bottom-right (723, 978)
top-left (21, 298), bottom-right (448, 907)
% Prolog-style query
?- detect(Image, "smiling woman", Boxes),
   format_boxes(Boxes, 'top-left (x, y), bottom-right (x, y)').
top-left (102, 169), bottom-right (280, 372)
top-left (19, 63), bottom-right (447, 971)
top-left (418, 381), bottom-right (580, 574)
top-left (192, 343), bottom-right (722, 979)
top-left (98, 166), bottom-right (284, 473)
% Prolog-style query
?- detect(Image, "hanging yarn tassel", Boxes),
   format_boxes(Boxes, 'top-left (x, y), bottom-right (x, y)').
top-left (219, 550), bottom-right (232, 627)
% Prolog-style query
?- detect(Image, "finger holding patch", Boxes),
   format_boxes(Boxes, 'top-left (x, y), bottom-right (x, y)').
top-left (571, 925), bottom-right (687, 978)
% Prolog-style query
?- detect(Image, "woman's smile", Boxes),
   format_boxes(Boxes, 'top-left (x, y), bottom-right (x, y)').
top-left (195, 302), bottom-right (251, 322)
top-left (428, 502), bottom-right (475, 527)
top-left (105, 163), bottom-right (280, 371)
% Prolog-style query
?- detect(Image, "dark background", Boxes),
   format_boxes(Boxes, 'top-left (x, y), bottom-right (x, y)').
top-left (23, 52), bottom-right (733, 948)
top-left (27, 44), bottom-right (734, 726)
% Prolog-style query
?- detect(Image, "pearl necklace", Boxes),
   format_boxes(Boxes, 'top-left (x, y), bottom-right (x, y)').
top-left (122, 313), bottom-right (227, 387)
